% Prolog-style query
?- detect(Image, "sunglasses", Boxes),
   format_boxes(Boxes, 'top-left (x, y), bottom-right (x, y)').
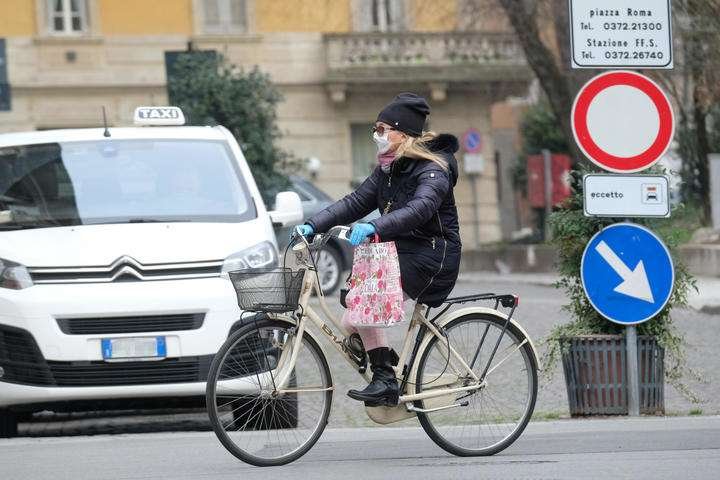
top-left (371, 125), bottom-right (395, 136)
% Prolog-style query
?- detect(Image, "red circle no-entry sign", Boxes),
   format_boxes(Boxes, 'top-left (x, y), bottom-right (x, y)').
top-left (571, 71), bottom-right (674, 173)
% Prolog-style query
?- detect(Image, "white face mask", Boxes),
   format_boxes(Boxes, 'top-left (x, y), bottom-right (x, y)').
top-left (372, 131), bottom-right (392, 154)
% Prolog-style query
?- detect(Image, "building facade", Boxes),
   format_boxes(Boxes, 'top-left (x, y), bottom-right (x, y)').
top-left (0, 0), bottom-right (533, 245)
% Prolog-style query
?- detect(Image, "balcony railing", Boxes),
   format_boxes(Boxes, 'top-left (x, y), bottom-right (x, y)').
top-left (324, 31), bottom-right (529, 83)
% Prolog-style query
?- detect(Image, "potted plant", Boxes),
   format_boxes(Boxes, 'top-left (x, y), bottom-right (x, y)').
top-left (544, 166), bottom-right (702, 415)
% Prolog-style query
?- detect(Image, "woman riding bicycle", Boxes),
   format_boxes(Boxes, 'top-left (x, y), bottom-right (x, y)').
top-left (295, 92), bottom-right (462, 407)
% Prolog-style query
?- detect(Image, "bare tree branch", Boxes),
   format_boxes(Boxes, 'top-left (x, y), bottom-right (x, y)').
top-left (497, 0), bottom-right (584, 163)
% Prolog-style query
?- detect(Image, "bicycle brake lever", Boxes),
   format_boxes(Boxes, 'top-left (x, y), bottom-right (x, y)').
top-left (335, 226), bottom-right (351, 243)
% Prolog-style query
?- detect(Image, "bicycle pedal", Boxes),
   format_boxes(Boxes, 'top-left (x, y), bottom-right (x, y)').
top-left (343, 333), bottom-right (367, 371)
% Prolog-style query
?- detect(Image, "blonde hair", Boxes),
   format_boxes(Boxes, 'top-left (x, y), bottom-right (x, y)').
top-left (394, 131), bottom-right (448, 170)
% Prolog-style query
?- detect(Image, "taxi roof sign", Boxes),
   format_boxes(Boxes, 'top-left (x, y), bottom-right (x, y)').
top-left (133, 106), bottom-right (185, 126)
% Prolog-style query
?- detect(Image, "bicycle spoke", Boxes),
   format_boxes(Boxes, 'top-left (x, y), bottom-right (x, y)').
top-left (415, 314), bottom-right (537, 456)
top-left (207, 320), bottom-right (332, 466)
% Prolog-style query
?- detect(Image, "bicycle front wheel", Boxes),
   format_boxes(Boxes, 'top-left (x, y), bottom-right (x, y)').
top-left (206, 317), bottom-right (333, 466)
top-left (414, 312), bottom-right (537, 456)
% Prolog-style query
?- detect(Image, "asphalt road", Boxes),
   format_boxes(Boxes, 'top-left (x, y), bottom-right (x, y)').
top-left (5, 275), bottom-right (719, 479)
top-left (15, 274), bottom-right (718, 437)
top-left (2, 416), bottom-right (719, 480)
top-left (322, 275), bottom-right (718, 428)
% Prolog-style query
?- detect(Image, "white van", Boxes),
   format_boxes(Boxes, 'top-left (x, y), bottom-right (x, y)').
top-left (0, 107), bottom-right (303, 437)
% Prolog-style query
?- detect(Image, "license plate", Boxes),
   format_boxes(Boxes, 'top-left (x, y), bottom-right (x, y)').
top-left (101, 337), bottom-right (166, 360)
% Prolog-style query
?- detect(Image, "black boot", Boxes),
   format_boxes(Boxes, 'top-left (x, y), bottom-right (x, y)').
top-left (347, 347), bottom-right (399, 406)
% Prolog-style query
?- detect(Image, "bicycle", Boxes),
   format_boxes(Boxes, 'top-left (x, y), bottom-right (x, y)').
top-left (206, 226), bottom-right (539, 466)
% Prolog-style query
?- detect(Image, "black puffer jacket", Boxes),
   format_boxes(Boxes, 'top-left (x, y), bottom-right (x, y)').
top-left (307, 134), bottom-right (461, 307)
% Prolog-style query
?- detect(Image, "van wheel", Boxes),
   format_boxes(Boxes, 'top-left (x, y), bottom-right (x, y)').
top-left (315, 246), bottom-right (342, 295)
top-left (0, 410), bottom-right (18, 438)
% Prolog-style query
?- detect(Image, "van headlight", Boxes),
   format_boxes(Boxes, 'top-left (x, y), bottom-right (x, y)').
top-left (221, 242), bottom-right (278, 275)
top-left (0, 258), bottom-right (33, 290)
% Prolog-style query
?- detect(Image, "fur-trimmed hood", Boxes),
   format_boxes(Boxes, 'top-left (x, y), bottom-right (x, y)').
top-left (427, 133), bottom-right (459, 186)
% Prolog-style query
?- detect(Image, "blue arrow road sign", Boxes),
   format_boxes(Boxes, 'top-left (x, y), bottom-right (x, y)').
top-left (581, 223), bottom-right (674, 325)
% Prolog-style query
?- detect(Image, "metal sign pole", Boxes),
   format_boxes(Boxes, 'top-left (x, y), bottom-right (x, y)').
top-left (581, 223), bottom-right (674, 417)
top-left (571, 2), bottom-right (676, 419)
top-left (626, 324), bottom-right (640, 416)
top-left (542, 149), bottom-right (552, 241)
top-left (462, 129), bottom-right (484, 249)
top-left (624, 216), bottom-right (640, 417)
top-left (470, 173), bottom-right (480, 248)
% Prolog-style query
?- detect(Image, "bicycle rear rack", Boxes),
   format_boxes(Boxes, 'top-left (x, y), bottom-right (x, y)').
top-left (400, 292), bottom-right (520, 399)
top-left (426, 293), bottom-right (518, 324)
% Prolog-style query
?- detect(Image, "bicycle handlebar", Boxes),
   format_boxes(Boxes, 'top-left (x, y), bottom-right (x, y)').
top-left (291, 225), bottom-right (352, 251)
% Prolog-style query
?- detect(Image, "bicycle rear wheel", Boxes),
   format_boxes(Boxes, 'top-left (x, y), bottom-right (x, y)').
top-left (206, 318), bottom-right (332, 466)
top-left (414, 312), bottom-right (537, 456)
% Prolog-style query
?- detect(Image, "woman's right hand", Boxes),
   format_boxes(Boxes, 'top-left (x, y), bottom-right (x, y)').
top-left (292, 224), bottom-right (314, 239)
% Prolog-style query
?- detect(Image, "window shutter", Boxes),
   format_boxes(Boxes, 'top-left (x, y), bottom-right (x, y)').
top-left (48, 0), bottom-right (64, 32)
top-left (203, 0), bottom-right (220, 26)
top-left (47, 0), bottom-right (88, 34)
top-left (69, 0), bottom-right (85, 32)
top-left (229, 0), bottom-right (247, 29)
top-left (366, 0), bottom-right (404, 32)
top-left (387, 0), bottom-right (405, 32)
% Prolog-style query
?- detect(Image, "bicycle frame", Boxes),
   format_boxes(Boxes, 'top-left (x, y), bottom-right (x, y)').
top-left (266, 242), bottom-right (487, 405)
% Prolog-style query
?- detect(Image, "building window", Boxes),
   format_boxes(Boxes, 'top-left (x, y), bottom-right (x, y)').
top-left (354, 0), bottom-right (405, 32)
top-left (47, 0), bottom-right (88, 35)
top-left (202, 0), bottom-right (248, 33)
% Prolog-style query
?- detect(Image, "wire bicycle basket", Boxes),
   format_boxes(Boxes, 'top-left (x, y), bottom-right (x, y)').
top-left (228, 267), bottom-right (306, 313)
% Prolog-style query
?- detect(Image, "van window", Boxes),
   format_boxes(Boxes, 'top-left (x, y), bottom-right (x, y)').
top-left (0, 139), bottom-right (256, 229)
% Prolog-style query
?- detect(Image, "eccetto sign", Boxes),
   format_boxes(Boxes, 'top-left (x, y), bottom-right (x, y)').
top-left (569, 0), bottom-right (672, 69)
top-left (583, 174), bottom-right (670, 218)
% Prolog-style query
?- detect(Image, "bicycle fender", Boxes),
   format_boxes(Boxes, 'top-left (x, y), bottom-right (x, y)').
top-left (407, 307), bottom-right (541, 396)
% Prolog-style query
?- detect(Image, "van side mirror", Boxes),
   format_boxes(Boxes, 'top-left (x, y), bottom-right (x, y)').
top-left (268, 191), bottom-right (303, 227)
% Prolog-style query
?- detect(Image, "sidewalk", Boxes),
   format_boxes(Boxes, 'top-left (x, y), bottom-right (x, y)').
top-left (458, 270), bottom-right (720, 313)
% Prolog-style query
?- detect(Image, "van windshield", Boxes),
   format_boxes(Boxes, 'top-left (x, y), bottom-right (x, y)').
top-left (0, 139), bottom-right (257, 229)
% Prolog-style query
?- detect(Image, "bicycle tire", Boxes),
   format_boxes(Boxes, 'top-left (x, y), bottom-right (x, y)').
top-left (414, 312), bottom-right (538, 457)
top-left (206, 318), bottom-right (333, 466)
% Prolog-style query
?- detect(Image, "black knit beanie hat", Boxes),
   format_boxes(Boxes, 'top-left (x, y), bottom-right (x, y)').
top-left (376, 92), bottom-right (430, 137)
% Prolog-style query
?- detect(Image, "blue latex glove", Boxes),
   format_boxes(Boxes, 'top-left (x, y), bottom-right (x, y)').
top-left (349, 223), bottom-right (376, 246)
top-left (292, 224), bottom-right (314, 239)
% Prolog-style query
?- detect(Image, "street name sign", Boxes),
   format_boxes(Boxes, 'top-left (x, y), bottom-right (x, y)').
top-left (572, 71), bottom-right (674, 173)
top-left (462, 128), bottom-right (484, 174)
top-left (463, 153), bottom-right (484, 174)
top-left (581, 223), bottom-right (674, 325)
top-left (583, 174), bottom-right (670, 218)
top-left (569, 0), bottom-right (673, 69)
